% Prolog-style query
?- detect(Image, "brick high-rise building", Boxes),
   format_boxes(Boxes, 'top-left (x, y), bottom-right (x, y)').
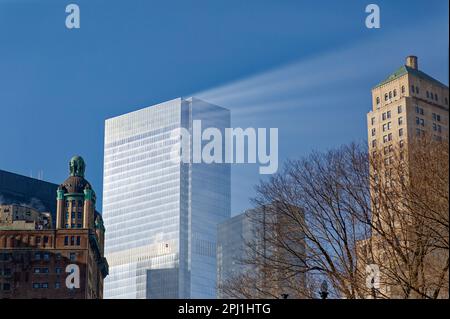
top-left (0, 156), bottom-right (108, 299)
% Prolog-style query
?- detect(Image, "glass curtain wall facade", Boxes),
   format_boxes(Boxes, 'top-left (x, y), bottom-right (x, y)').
top-left (103, 97), bottom-right (230, 299)
top-left (217, 206), bottom-right (305, 299)
top-left (217, 210), bottom-right (260, 299)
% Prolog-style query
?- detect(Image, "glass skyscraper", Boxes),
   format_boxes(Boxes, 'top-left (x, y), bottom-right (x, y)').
top-left (102, 97), bottom-right (230, 299)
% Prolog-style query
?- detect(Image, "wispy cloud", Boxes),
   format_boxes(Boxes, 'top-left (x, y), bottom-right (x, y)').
top-left (191, 16), bottom-right (448, 215)
top-left (194, 18), bottom-right (448, 122)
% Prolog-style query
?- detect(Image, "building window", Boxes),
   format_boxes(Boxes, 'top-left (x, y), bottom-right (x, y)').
top-left (65, 212), bottom-right (69, 219)
top-left (400, 152), bottom-right (404, 160)
top-left (435, 93), bottom-right (438, 101)
top-left (415, 106), bottom-right (424, 114)
top-left (70, 236), bottom-right (75, 246)
top-left (401, 86), bottom-right (405, 94)
top-left (55, 282), bottom-right (61, 289)
top-left (383, 135), bottom-right (388, 143)
top-left (65, 224), bottom-right (69, 229)
top-left (43, 236), bottom-right (48, 244)
top-left (56, 267), bottom-right (62, 274)
top-left (41, 283), bottom-right (48, 289)
top-left (36, 237), bottom-right (41, 245)
top-left (382, 113), bottom-right (386, 121)
top-left (393, 89), bottom-right (397, 97)
top-left (399, 128), bottom-right (404, 137)
top-left (411, 85), bottom-right (415, 93)
top-left (77, 212), bottom-right (82, 219)
top-left (398, 105), bottom-right (402, 113)
top-left (34, 268), bottom-right (40, 274)
top-left (34, 253), bottom-right (41, 260)
top-left (437, 125), bottom-right (442, 133)
top-left (433, 123), bottom-right (437, 131)
top-left (371, 117), bottom-right (375, 125)
top-left (32, 283), bottom-right (40, 289)
top-left (434, 113), bottom-right (441, 122)
top-left (399, 140), bottom-right (404, 148)
top-left (69, 253), bottom-right (76, 261)
top-left (384, 93), bottom-right (388, 101)
top-left (56, 253), bottom-right (61, 260)
top-left (376, 97), bottom-right (380, 105)
top-left (387, 111), bottom-right (391, 119)
top-left (416, 117), bottom-right (425, 126)
top-left (77, 224), bottom-right (82, 228)
top-left (389, 91), bottom-right (392, 99)
top-left (383, 146), bottom-right (389, 155)
top-left (426, 91), bottom-right (430, 98)
top-left (2, 283), bottom-right (10, 291)
top-left (398, 117), bottom-right (403, 125)
top-left (372, 140), bottom-right (377, 148)
top-left (43, 253), bottom-right (49, 261)
top-left (416, 86), bottom-right (419, 94)
top-left (445, 97), bottom-right (448, 105)
top-left (64, 236), bottom-right (69, 246)
top-left (76, 236), bottom-right (81, 246)
top-left (371, 128), bottom-right (376, 136)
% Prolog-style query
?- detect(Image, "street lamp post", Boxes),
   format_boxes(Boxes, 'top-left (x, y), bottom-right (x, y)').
top-left (319, 280), bottom-right (329, 299)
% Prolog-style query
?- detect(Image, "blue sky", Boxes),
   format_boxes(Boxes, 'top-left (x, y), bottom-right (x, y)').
top-left (0, 0), bottom-right (448, 215)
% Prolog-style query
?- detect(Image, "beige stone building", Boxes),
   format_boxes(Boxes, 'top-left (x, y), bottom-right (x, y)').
top-left (361, 56), bottom-right (449, 298)
top-left (0, 204), bottom-right (52, 230)
top-left (368, 56), bottom-right (448, 158)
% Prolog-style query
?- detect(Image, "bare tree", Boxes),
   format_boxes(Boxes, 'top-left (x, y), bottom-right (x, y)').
top-left (362, 137), bottom-right (449, 298)
top-left (220, 138), bottom-right (448, 299)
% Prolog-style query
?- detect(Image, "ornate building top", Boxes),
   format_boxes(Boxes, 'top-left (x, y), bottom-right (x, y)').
top-left (69, 155), bottom-right (86, 177)
top-left (59, 156), bottom-right (93, 194)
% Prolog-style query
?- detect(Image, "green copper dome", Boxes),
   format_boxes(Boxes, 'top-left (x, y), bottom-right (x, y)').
top-left (69, 155), bottom-right (86, 178)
